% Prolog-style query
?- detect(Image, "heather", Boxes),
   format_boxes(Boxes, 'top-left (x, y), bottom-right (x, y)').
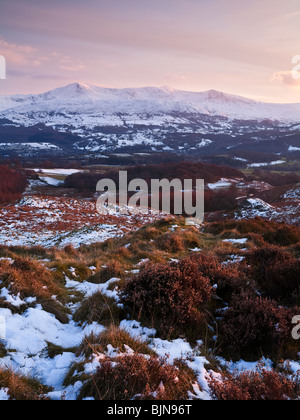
top-left (0, 217), bottom-right (299, 400)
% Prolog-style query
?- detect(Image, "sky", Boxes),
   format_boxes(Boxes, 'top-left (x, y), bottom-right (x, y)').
top-left (0, 0), bottom-right (300, 102)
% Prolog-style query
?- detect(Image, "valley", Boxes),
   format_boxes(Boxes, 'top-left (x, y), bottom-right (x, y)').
top-left (0, 84), bottom-right (299, 166)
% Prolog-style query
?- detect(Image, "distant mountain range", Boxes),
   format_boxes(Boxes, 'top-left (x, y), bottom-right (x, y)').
top-left (0, 83), bottom-right (299, 160)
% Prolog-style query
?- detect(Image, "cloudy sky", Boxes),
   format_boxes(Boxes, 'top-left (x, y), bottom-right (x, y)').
top-left (0, 0), bottom-right (299, 102)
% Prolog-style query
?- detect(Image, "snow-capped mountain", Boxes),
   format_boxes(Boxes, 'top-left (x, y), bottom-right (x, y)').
top-left (1, 82), bottom-right (300, 122)
top-left (0, 83), bottom-right (299, 158)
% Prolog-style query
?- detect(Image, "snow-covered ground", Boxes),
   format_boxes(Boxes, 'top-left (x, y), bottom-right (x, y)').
top-left (0, 179), bottom-right (162, 248)
top-left (0, 274), bottom-right (212, 400)
top-left (223, 238), bottom-right (248, 245)
top-left (207, 179), bottom-right (234, 190)
top-left (0, 274), bottom-right (108, 399)
top-left (235, 198), bottom-right (280, 221)
top-left (1, 272), bottom-right (297, 400)
top-left (0, 143), bottom-right (60, 150)
top-left (39, 177), bottom-right (63, 187)
top-left (247, 160), bottom-right (286, 168)
top-left (33, 169), bottom-right (83, 176)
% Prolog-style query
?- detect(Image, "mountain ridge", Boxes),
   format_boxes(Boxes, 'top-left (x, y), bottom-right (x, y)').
top-left (2, 82), bottom-right (299, 104)
top-left (1, 83), bottom-right (254, 105)
top-left (0, 82), bottom-right (299, 159)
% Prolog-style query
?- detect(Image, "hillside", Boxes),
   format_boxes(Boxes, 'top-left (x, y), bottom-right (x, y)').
top-left (0, 166), bottom-right (299, 400)
top-left (0, 217), bottom-right (299, 400)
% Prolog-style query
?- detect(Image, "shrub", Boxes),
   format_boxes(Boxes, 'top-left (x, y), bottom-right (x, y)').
top-left (209, 364), bottom-right (300, 400)
top-left (245, 245), bottom-right (293, 283)
top-left (0, 165), bottom-right (27, 205)
top-left (65, 162), bottom-right (244, 214)
top-left (219, 292), bottom-right (297, 359)
top-left (264, 226), bottom-right (300, 247)
top-left (205, 187), bottom-right (239, 212)
top-left (212, 265), bottom-right (250, 302)
top-left (264, 260), bottom-right (300, 303)
top-left (184, 253), bottom-right (250, 302)
top-left (245, 246), bottom-right (300, 304)
top-left (79, 354), bottom-right (195, 400)
top-left (121, 257), bottom-right (212, 339)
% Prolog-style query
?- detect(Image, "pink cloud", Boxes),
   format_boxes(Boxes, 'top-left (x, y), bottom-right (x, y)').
top-left (271, 70), bottom-right (300, 88)
top-left (0, 37), bottom-right (87, 83)
top-left (0, 38), bottom-right (38, 66)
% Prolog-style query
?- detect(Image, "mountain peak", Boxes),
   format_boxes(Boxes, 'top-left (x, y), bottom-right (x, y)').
top-left (69, 82), bottom-right (91, 91)
top-left (159, 85), bottom-right (176, 94)
top-left (54, 82), bottom-right (91, 96)
top-left (203, 89), bottom-right (255, 104)
top-left (33, 82), bottom-right (94, 102)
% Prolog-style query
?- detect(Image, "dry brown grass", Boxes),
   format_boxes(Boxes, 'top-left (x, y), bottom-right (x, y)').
top-left (0, 257), bottom-right (66, 302)
top-left (88, 261), bottom-right (123, 284)
top-left (78, 353), bottom-right (196, 401)
top-left (0, 368), bottom-right (51, 400)
top-left (73, 291), bottom-right (123, 327)
top-left (209, 363), bottom-right (300, 400)
top-left (76, 327), bottom-right (156, 358)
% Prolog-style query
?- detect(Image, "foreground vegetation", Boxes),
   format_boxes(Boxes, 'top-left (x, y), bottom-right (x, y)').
top-left (0, 165), bottom-right (27, 205)
top-left (0, 217), bottom-right (299, 400)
